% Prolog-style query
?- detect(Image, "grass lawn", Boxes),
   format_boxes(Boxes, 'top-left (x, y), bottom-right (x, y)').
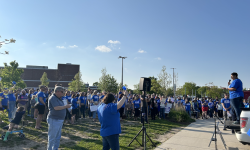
top-left (0, 111), bottom-right (191, 150)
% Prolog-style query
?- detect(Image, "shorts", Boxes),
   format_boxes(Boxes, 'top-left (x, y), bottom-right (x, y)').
top-left (34, 103), bottom-right (39, 109)
top-left (202, 107), bottom-right (208, 112)
top-left (2, 105), bottom-right (8, 110)
top-left (72, 109), bottom-right (77, 115)
top-left (38, 105), bottom-right (45, 115)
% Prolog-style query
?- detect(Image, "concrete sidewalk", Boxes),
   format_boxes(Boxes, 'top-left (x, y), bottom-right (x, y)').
top-left (155, 118), bottom-right (250, 150)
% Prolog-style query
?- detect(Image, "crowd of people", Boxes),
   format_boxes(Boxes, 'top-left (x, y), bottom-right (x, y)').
top-left (0, 72), bottom-right (247, 150)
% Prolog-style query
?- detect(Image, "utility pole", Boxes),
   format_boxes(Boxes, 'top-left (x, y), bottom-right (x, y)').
top-left (171, 68), bottom-right (176, 99)
top-left (118, 56), bottom-right (127, 88)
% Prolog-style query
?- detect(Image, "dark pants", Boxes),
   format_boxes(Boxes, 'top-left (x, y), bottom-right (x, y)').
top-left (151, 108), bottom-right (156, 120)
top-left (80, 106), bottom-right (85, 118)
top-left (218, 110), bottom-right (223, 118)
top-left (230, 97), bottom-right (243, 121)
top-left (208, 108), bottom-right (214, 118)
top-left (102, 134), bottom-right (119, 150)
top-left (65, 109), bottom-right (71, 120)
top-left (141, 107), bottom-right (148, 123)
top-left (119, 108), bottom-right (124, 118)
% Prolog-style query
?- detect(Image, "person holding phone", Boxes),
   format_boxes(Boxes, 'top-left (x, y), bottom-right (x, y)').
top-left (97, 90), bottom-right (128, 150)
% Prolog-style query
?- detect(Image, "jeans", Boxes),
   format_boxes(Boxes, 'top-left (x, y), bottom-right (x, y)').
top-left (8, 101), bottom-right (16, 119)
top-left (186, 110), bottom-right (191, 117)
top-left (80, 106), bottom-right (85, 118)
top-left (31, 107), bottom-right (35, 118)
top-left (230, 97), bottom-right (244, 121)
top-left (160, 108), bottom-right (165, 119)
top-left (209, 108), bottom-right (214, 118)
top-left (92, 111), bottom-right (97, 119)
top-left (102, 134), bottom-right (119, 150)
top-left (47, 118), bottom-right (64, 150)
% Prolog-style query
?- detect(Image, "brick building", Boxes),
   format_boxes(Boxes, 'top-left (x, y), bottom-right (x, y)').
top-left (19, 63), bottom-right (79, 89)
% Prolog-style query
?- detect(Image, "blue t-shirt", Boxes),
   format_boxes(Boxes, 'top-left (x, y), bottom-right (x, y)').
top-left (221, 98), bottom-right (231, 111)
top-left (208, 102), bottom-right (214, 108)
top-left (65, 95), bottom-right (72, 103)
top-left (97, 103), bottom-right (121, 137)
top-left (229, 79), bottom-right (244, 99)
top-left (1, 93), bottom-right (9, 106)
top-left (100, 95), bottom-right (105, 100)
top-left (118, 98), bottom-right (125, 108)
top-left (185, 102), bottom-right (191, 111)
top-left (71, 98), bottom-right (78, 109)
top-left (92, 95), bottom-right (99, 102)
top-left (133, 100), bottom-right (141, 108)
top-left (79, 96), bottom-right (86, 104)
top-left (8, 93), bottom-right (16, 101)
top-left (197, 100), bottom-right (202, 108)
top-left (37, 91), bottom-right (46, 105)
top-left (33, 91), bottom-right (38, 95)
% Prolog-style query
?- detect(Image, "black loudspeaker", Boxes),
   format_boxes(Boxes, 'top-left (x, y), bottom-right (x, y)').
top-left (139, 77), bottom-right (151, 91)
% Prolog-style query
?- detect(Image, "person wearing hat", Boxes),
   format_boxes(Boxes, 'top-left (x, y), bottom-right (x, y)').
top-left (35, 85), bottom-right (47, 129)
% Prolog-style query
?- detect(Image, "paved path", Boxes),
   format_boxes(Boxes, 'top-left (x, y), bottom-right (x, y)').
top-left (155, 118), bottom-right (250, 150)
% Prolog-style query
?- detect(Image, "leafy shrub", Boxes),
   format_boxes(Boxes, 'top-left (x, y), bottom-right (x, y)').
top-left (169, 104), bottom-right (195, 122)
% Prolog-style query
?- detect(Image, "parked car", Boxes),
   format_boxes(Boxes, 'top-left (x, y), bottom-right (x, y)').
top-left (235, 108), bottom-right (250, 145)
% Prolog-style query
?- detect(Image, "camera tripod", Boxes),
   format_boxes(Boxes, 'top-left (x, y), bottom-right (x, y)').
top-left (208, 114), bottom-right (227, 150)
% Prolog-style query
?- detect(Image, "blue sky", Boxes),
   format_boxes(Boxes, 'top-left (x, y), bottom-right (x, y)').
top-left (0, 0), bottom-right (250, 89)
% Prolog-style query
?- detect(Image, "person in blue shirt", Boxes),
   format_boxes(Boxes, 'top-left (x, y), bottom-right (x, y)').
top-left (185, 99), bottom-right (191, 117)
top-left (221, 94), bottom-right (231, 123)
top-left (223, 72), bottom-right (244, 124)
top-left (91, 90), bottom-right (99, 122)
top-left (79, 92), bottom-right (87, 119)
top-left (156, 97), bottom-right (161, 118)
top-left (192, 99), bottom-right (200, 119)
top-left (202, 100), bottom-right (208, 119)
top-left (64, 91), bottom-right (72, 124)
top-left (35, 85), bottom-right (47, 130)
top-left (97, 90), bottom-right (128, 150)
top-left (118, 94), bottom-right (125, 120)
top-left (71, 94), bottom-right (78, 124)
top-left (243, 99), bottom-right (249, 108)
top-left (133, 96), bottom-right (141, 121)
top-left (197, 98), bottom-right (202, 117)
top-left (208, 99), bottom-right (214, 118)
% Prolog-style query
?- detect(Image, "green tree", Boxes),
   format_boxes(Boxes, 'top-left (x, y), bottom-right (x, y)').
top-left (98, 68), bottom-right (119, 93)
top-left (205, 82), bottom-right (224, 98)
top-left (165, 87), bottom-right (174, 96)
top-left (158, 65), bottom-right (172, 94)
top-left (40, 72), bottom-right (49, 87)
top-left (149, 76), bottom-right (157, 81)
top-left (93, 82), bottom-right (99, 86)
top-left (150, 79), bottom-right (163, 94)
top-left (180, 82), bottom-right (198, 96)
top-left (0, 61), bottom-right (26, 88)
top-left (68, 72), bottom-right (85, 92)
top-left (133, 83), bottom-right (141, 94)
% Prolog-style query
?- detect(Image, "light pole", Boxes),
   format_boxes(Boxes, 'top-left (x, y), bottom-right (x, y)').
top-left (171, 68), bottom-right (176, 99)
top-left (118, 56), bottom-right (127, 88)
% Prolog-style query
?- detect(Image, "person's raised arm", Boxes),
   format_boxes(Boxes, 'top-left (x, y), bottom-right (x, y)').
top-left (117, 91), bottom-right (128, 110)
